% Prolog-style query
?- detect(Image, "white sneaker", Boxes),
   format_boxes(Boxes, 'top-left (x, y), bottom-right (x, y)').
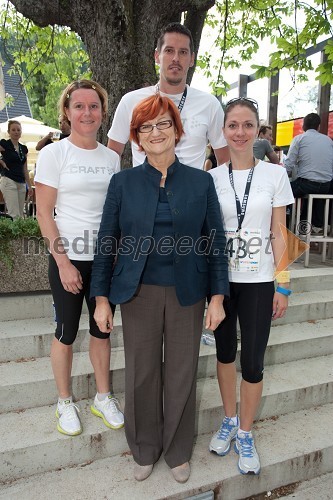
top-left (56, 399), bottom-right (82, 436)
top-left (209, 416), bottom-right (239, 455)
top-left (234, 431), bottom-right (260, 475)
top-left (91, 394), bottom-right (124, 429)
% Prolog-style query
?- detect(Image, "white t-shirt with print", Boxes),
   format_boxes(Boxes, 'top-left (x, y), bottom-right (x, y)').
top-left (35, 139), bottom-right (120, 260)
top-left (210, 160), bottom-right (294, 283)
top-left (108, 85), bottom-right (227, 169)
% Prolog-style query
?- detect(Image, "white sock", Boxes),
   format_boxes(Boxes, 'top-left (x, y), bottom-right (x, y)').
top-left (238, 428), bottom-right (252, 436)
top-left (58, 396), bottom-right (72, 405)
top-left (97, 392), bottom-right (110, 402)
top-left (227, 415), bottom-right (239, 425)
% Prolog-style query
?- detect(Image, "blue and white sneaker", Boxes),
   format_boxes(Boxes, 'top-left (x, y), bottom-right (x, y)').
top-left (209, 416), bottom-right (239, 456)
top-left (234, 431), bottom-right (260, 475)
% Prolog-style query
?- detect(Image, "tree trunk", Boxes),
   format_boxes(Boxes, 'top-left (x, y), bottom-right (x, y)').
top-left (11, 0), bottom-right (215, 142)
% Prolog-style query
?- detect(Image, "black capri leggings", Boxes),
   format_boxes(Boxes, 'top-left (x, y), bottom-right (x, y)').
top-left (214, 281), bottom-right (275, 383)
top-left (49, 254), bottom-right (115, 345)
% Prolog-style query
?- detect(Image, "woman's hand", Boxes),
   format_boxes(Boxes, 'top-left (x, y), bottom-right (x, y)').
top-left (0, 159), bottom-right (9, 170)
top-left (205, 295), bottom-right (226, 331)
top-left (272, 292), bottom-right (288, 320)
top-left (94, 297), bottom-right (113, 333)
top-left (58, 261), bottom-right (83, 294)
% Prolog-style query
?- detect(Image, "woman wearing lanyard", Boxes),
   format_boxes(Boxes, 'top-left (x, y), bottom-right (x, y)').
top-left (209, 98), bottom-right (294, 475)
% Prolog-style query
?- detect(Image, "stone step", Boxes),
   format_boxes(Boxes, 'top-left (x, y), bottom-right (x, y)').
top-left (1, 290), bottom-right (333, 363)
top-left (280, 471), bottom-right (333, 499)
top-left (1, 267), bottom-right (333, 322)
top-left (0, 354), bottom-right (332, 483)
top-left (0, 311), bottom-right (124, 363)
top-left (0, 403), bottom-right (332, 500)
top-left (1, 320), bottom-right (333, 413)
top-left (290, 267), bottom-right (333, 293)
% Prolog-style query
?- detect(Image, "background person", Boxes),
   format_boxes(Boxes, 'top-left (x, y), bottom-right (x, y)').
top-left (108, 22), bottom-right (229, 169)
top-left (209, 97), bottom-right (294, 475)
top-left (91, 94), bottom-right (229, 484)
top-left (204, 144), bottom-right (218, 171)
top-left (35, 115), bottom-right (71, 151)
top-left (35, 79), bottom-right (123, 437)
top-left (0, 119), bottom-right (33, 218)
top-left (253, 124), bottom-right (280, 164)
top-left (285, 112), bottom-right (333, 232)
top-left (273, 145), bottom-right (287, 167)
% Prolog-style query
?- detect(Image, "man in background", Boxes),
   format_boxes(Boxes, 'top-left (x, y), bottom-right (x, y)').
top-left (285, 112), bottom-right (333, 231)
top-left (253, 124), bottom-right (279, 164)
top-left (35, 116), bottom-right (71, 151)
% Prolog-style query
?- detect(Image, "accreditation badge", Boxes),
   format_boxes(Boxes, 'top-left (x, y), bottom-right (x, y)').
top-left (225, 228), bottom-right (261, 272)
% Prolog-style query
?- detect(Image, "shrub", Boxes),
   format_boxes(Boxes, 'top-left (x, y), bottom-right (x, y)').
top-left (0, 217), bottom-right (43, 268)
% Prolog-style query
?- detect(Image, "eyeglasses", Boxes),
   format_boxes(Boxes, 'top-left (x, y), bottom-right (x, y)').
top-left (225, 97), bottom-right (259, 110)
top-left (138, 120), bottom-right (173, 133)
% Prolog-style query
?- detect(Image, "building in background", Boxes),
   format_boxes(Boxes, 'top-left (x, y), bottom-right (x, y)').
top-left (0, 41), bottom-right (32, 122)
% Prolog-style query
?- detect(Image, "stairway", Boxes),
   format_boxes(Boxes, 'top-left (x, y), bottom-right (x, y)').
top-left (0, 268), bottom-right (333, 499)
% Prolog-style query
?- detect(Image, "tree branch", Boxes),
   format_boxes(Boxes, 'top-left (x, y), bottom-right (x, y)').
top-left (10, 0), bottom-right (74, 28)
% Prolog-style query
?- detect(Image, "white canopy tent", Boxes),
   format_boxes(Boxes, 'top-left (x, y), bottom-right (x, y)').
top-left (0, 115), bottom-right (60, 142)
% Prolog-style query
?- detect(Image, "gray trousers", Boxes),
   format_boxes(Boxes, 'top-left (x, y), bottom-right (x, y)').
top-left (120, 284), bottom-right (205, 468)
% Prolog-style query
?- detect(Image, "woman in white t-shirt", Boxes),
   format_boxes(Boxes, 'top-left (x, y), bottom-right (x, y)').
top-left (208, 97), bottom-right (294, 475)
top-left (35, 80), bottom-right (123, 437)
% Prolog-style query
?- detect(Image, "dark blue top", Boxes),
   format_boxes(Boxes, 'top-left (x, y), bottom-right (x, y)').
top-left (0, 139), bottom-right (28, 183)
top-left (91, 156), bottom-right (229, 307)
top-left (141, 187), bottom-right (175, 286)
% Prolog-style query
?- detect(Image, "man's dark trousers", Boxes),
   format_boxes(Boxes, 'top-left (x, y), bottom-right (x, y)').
top-left (290, 177), bottom-right (331, 228)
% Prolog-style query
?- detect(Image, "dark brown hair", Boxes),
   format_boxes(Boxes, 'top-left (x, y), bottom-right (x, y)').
top-left (224, 99), bottom-right (259, 126)
top-left (156, 23), bottom-right (194, 53)
top-left (7, 120), bottom-right (21, 133)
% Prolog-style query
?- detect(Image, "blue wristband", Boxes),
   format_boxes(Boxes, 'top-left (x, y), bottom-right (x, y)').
top-left (276, 286), bottom-right (292, 296)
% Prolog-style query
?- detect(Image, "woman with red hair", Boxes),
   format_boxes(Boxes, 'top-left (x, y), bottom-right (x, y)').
top-left (91, 94), bottom-right (229, 483)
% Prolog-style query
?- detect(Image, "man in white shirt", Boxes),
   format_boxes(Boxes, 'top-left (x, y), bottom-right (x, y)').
top-left (108, 23), bottom-right (229, 169)
top-left (285, 113), bottom-right (333, 229)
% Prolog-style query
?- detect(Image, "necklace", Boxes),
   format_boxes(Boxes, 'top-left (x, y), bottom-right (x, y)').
top-left (11, 141), bottom-right (25, 162)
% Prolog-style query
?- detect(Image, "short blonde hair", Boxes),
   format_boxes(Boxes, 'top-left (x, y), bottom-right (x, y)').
top-left (58, 79), bottom-right (108, 127)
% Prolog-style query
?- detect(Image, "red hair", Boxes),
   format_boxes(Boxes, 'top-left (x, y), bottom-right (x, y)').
top-left (130, 94), bottom-right (184, 151)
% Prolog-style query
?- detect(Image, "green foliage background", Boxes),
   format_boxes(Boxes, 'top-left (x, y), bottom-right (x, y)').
top-left (1, 4), bottom-right (90, 126)
top-left (1, 0), bottom-right (332, 123)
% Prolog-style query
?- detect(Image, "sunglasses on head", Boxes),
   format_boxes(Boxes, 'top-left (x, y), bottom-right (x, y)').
top-left (225, 97), bottom-right (259, 111)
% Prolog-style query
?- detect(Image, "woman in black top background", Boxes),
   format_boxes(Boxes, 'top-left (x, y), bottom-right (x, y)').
top-left (0, 120), bottom-right (32, 218)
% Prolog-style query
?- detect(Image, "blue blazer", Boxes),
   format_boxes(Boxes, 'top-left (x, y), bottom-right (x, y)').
top-left (90, 158), bottom-right (229, 306)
